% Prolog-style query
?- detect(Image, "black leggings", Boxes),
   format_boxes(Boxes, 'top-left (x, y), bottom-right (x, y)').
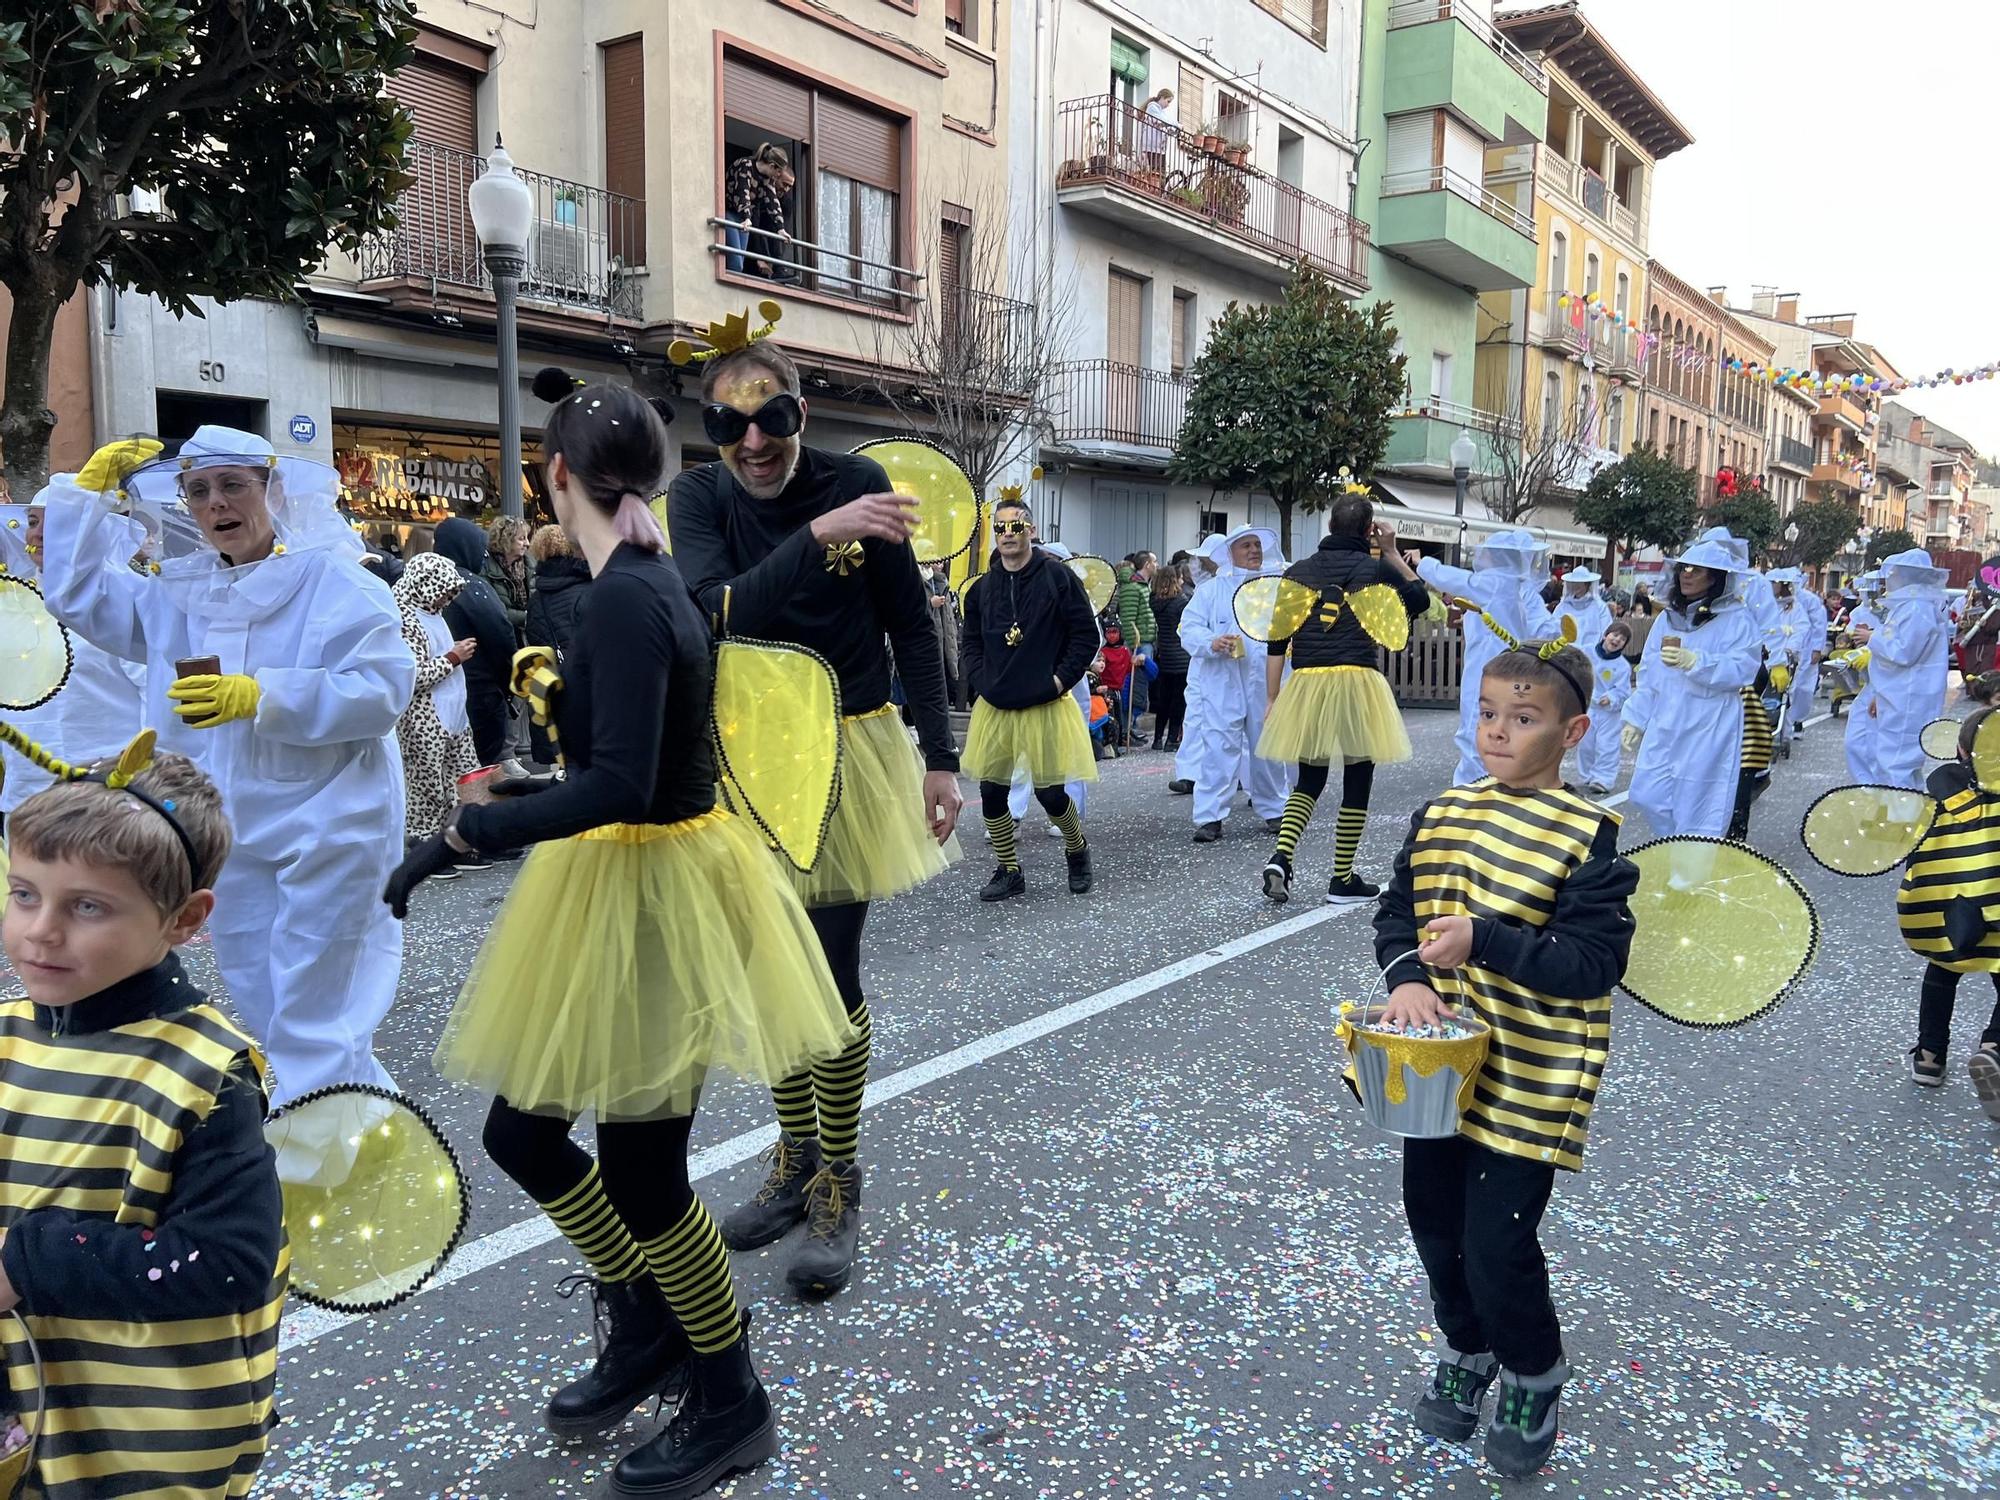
top-left (482, 1100), bottom-right (695, 1242)
top-left (1294, 758), bottom-right (1376, 804)
top-left (979, 780), bottom-right (1072, 819)
top-left (808, 899), bottom-right (870, 1019)
top-left (1916, 964), bottom-right (2000, 1059)
top-left (1151, 672), bottom-right (1188, 744)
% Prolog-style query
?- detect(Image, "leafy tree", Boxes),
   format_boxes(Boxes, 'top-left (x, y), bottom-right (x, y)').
top-left (1786, 494), bottom-right (1864, 568)
top-left (1708, 490), bottom-right (1780, 560)
top-left (0, 2), bottom-right (418, 493)
top-left (1169, 270), bottom-right (1405, 559)
top-left (1866, 527), bottom-right (1918, 566)
top-left (1572, 443), bottom-right (1699, 570)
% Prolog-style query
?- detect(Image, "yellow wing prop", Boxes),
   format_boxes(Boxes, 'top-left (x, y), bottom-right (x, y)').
top-left (1919, 718), bottom-right (1959, 761)
top-left (712, 639), bottom-right (841, 873)
top-left (1975, 710), bottom-right (2000, 796)
top-left (1232, 576), bottom-right (1318, 643)
top-left (852, 438), bottom-right (979, 565)
top-left (1347, 582), bottom-right (1412, 652)
top-left (0, 572), bottom-right (72, 711)
top-left (1801, 784), bottom-right (1938, 877)
top-left (957, 571), bottom-right (980, 611)
top-left (266, 1085), bottom-right (469, 1313)
top-left (1618, 837), bottom-right (1819, 1028)
top-left (1067, 555), bottom-right (1117, 614)
top-left (649, 494), bottom-right (673, 555)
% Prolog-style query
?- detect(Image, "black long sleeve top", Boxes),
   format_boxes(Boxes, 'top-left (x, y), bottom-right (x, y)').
top-left (962, 549), bottom-right (1099, 709)
top-left (457, 545), bottom-right (717, 851)
top-left (668, 448), bottom-right (958, 773)
top-left (0, 955), bottom-right (283, 1321)
top-left (1151, 589), bottom-right (1192, 675)
top-left (1271, 533), bottom-right (1430, 667)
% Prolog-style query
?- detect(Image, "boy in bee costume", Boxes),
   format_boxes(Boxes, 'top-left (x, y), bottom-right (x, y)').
top-left (1254, 493), bottom-right (1427, 905)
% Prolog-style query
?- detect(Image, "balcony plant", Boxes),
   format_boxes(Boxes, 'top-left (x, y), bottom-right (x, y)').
top-left (1198, 118), bottom-right (1224, 153)
top-left (553, 184), bottom-right (579, 227)
top-left (1203, 168), bottom-right (1250, 224)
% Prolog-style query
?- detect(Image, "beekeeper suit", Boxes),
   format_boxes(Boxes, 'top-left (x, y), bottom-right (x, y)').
top-left (1846, 548), bottom-right (1949, 788)
top-left (1417, 530), bottom-right (1549, 785)
top-left (1180, 524), bottom-right (1289, 834)
top-left (1545, 566), bottom-right (1612, 647)
top-left (39, 428), bottom-right (414, 1104)
top-left (1766, 566), bottom-right (1825, 737)
top-left (1620, 531), bottom-right (1762, 837)
top-left (1009, 542), bottom-right (1094, 826)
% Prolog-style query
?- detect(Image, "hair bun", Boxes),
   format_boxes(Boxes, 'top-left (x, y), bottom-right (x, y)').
top-left (532, 366), bottom-right (581, 404)
top-left (644, 395), bottom-right (675, 427)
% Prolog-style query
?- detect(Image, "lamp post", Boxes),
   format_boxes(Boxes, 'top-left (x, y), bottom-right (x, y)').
top-left (1449, 428), bottom-right (1478, 568)
top-left (469, 137), bottom-right (535, 520)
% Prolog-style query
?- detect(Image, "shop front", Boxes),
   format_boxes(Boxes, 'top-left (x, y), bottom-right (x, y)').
top-left (333, 422), bottom-right (550, 556)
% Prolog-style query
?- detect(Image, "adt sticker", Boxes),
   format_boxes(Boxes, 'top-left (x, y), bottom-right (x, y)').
top-left (287, 414), bottom-right (318, 445)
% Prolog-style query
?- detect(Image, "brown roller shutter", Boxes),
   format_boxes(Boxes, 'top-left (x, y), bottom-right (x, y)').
top-left (1108, 270), bottom-right (1144, 366)
top-left (602, 37), bottom-right (647, 266)
top-left (816, 95), bottom-right (900, 191)
top-left (1177, 64), bottom-right (1205, 136)
top-left (723, 54), bottom-right (811, 141)
top-left (389, 59), bottom-right (478, 152)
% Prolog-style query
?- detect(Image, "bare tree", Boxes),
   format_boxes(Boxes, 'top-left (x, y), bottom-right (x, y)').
top-left (1467, 393), bottom-right (1600, 526)
top-left (861, 183), bottom-right (1076, 504)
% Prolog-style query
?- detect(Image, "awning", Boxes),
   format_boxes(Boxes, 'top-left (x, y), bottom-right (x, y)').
top-left (1371, 476), bottom-right (1606, 557)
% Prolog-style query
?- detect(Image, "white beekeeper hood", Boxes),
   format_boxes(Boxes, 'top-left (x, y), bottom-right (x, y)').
top-left (1767, 566), bottom-right (1804, 589)
top-left (1880, 547), bottom-right (1948, 595)
top-left (1472, 529), bottom-right (1549, 582)
top-left (1564, 567), bottom-right (1601, 587)
top-left (1039, 541), bottom-right (1075, 561)
top-left (125, 425), bottom-right (362, 561)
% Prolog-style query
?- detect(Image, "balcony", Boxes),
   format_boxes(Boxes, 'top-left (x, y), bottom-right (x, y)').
top-left (1384, 400), bottom-right (1521, 479)
top-left (361, 138), bottom-right (643, 319)
top-left (1815, 393), bottom-right (1868, 433)
top-left (1049, 360), bottom-right (1191, 461)
top-left (1056, 96), bottom-right (1370, 293)
top-left (942, 287), bottom-right (1037, 398)
top-left (1810, 461), bottom-right (1862, 495)
top-left (1772, 435), bottom-right (1813, 475)
top-left (1377, 166), bottom-right (1537, 290)
top-left (1541, 156), bottom-right (1640, 243)
top-left (1384, 0), bottom-right (1547, 146)
top-left (1531, 288), bottom-right (1587, 354)
top-left (1607, 323), bottom-right (1644, 378)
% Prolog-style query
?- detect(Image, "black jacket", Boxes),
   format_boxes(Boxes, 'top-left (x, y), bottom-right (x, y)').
top-left (434, 518), bottom-right (516, 687)
top-left (527, 553), bottom-right (592, 660)
top-left (1273, 532), bottom-right (1430, 669)
top-left (1152, 588), bottom-right (1192, 675)
top-left (962, 549), bottom-right (1098, 709)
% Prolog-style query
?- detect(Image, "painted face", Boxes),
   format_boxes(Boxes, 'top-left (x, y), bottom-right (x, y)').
top-left (181, 465), bottom-right (276, 564)
top-left (1230, 535), bottom-right (1263, 570)
top-left (1476, 673), bottom-right (1583, 786)
top-left (715, 368), bottom-right (803, 500)
top-left (3, 850), bottom-right (193, 1010)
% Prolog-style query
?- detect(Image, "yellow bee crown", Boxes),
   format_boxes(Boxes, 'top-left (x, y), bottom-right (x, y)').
top-left (668, 299), bottom-right (785, 366)
top-left (996, 465), bottom-right (1045, 504)
top-left (1336, 464), bottom-right (1370, 498)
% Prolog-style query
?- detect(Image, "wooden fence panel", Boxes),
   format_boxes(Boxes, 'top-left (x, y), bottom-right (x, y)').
top-left (1381, 619), bottom-right (1462, 705)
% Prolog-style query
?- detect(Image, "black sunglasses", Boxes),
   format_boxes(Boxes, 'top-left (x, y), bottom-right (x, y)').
top-left (702, 392), bottom-right (803, 446)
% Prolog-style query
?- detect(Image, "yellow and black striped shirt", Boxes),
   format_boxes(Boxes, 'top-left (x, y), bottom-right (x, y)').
top-left (1376, 781), bottom-right (1638, 1171)
top-left (1898, 780), bottom-right (2000, 974)
top-left (0, 989), bottom-right (286, 1500)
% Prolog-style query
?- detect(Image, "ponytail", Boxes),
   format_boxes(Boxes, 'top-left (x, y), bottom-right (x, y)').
top-left (614, 491), bottom-right (666, 553)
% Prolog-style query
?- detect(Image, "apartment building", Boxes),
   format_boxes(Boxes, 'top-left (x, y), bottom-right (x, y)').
top-left (1472, 2), bottom-right (1691, 535)
top-left (1637, 264), bottom-right (1770, 505)
top-left (90, 1), bottom-right (1013, 541)
top-left (1021, 0), bottom-right (1370, 559)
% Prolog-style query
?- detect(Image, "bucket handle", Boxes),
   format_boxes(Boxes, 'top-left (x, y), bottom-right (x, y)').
top-left (1338, 946), bottom-right (1462, 1043)
top-left (3, 1309), bottom-right (43, 1491)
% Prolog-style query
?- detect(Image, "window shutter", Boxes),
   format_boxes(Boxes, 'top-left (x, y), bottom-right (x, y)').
top-left (1384, 113), bottom-right (1430, 184)
top-left (1177, 64), bottom-right (1205, 135)
top-left (1110, 37), bottom-right (1149, 83)
top-left (1441, 116), bottom-right (1482, 193)
top-left (817, 94), bottom-right (900, 191)
top-left (1108, 270), bottom-right (1144, 367)
top-left (1171, 291), bottom-right (1189, 372)
top-left (945, 0), bottom-right (966, 29)
top-left (390, 59), bottom-right (479, 152)
top-left (724, 54), bottom-right (812, 141)
top-left (939, 218), bottom-right (963, 305)
top-left (602, 37), bottom-right (647, 266)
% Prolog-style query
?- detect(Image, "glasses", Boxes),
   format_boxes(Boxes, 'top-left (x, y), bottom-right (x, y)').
top-left (994, 520), bottom-right (1033, 536)
top-left (702, 393), bottom-right (803, 447)
top-left (180, 472), bottom-right (268, 509)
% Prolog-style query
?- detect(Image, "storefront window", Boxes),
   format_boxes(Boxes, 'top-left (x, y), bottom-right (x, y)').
top-left (333, 423), bottom-right (550, 554)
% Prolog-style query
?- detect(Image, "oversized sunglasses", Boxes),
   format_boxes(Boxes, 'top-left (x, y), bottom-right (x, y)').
top-left (702, 392), bottom-right (803, 446)
top-left (993, 519), bottom-right (1033, 536)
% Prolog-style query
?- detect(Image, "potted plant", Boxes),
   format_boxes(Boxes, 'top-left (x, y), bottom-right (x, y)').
top-left (553, 185), bottom-right (579, 226)
top-left (1225, 141), bottom-right (1250, 167)
top-left (1171, 184), bottom-right (1207, 211)
top-left (1198, 119), bottom-right (1224, 154)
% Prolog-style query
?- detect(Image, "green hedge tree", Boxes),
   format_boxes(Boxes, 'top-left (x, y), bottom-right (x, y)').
top-left (1573, 443), bottom-right (1699, 571)
top-left (1784, 494), bottom-right (1864, 570)
top-left (1866, 527), bottom-right (1919, 567)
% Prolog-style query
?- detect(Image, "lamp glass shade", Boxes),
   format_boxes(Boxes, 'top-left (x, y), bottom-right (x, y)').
top-left (1449, 430), bottom-right (1478, 472)
top-left (469, 142), bottom-right (535, 254)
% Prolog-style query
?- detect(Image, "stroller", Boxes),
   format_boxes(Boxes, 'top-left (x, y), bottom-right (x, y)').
top-left (1764, 651), bottom-right (1797, 760)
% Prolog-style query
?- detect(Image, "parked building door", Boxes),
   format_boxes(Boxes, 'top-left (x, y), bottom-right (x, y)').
top-left (1107, 269), bottom-right (1145, 442)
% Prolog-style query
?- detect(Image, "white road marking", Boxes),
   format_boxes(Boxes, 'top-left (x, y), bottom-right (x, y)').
top-left (280, 900), bottom-right (1358, 1351)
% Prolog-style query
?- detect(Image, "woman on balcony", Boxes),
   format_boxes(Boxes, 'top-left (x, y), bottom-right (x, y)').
top-left (724, 143), bottom-right (796, 282)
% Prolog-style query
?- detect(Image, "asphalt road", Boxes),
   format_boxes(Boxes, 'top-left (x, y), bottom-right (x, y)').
top-left (228, 698), bottom-right (1996, 1497)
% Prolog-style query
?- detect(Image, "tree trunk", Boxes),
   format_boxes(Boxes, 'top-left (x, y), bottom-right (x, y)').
top-left (1275, 497), bottom-right (1293, 564)
top-left (0, 275), bottom-right (64, 501)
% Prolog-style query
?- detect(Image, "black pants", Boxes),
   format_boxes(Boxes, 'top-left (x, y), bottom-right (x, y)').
top-left (483, 1098), bottom-right (695, 1242)
top-left (1916, 964), bottom-right (2000, 1058)
top-left (1403, 1136), bottom-right (1562, 1376)
top-left (808, 899), bottom-right (870, 1021)
top-left (466, 680), bottom-right (511, 767)
top-left (979, 779), bottom-right (1072, 819)
top-left (1150, 672), bottom-right (1187, 745)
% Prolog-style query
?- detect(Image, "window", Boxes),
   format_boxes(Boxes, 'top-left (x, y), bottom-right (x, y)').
top-left (938, 204), bottom-right (970, 344)
top-left (386, 40), bottom-right (485, 284)
top-left (1615, 272), bottom-right (1629, 323)
top-left (1171, 289), bottom-right (1196, 374)
top-left (1549, 231), bottom-right (1567, 294)
top-left (1607, 391), bottom-right (1624, 452)
top-left (1429, 352), bottom-right (1453, 406)
top-left (1543, 371), bottom-right (1561, 437)
top-left (1647, 405), bottom-right (1660, 448)
top-left (721, 53), bottom-right (909, 309)
top-left (1385, 113), bottom-right (1432, 192)
top-left (944, 0), bottom-right (977, 42)
top-left (602, 37), bottom-right (646, 266)
top-left (1585, 252), bottom-right (1600, 299)
top-left (1216, 89), bottom-right (1252, 152)
top-left (1110, 35), bottom-right (1148, 109)
top-left (1177, 63), bottom-right (1206, 136)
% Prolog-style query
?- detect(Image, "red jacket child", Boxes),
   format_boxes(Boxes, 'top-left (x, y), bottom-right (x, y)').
top-left (1098, 625), bottom-right (1133, 692)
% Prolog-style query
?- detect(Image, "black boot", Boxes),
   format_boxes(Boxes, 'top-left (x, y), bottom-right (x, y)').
top-left (785, 1161), bottom-right (861, 1298)
top-left (1066, 845), bottom-right (1093, 894)
top-left (545, 1274), bottom-right (690, 1440)
top-left (718, 1133), bottom-right (820, 1251)
top-left (608, 1333), bottom-right (776, 1499)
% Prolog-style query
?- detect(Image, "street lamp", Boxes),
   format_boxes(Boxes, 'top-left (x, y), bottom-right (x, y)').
top-left (469, 137), bottom-right (535, 520)
top-left (1450, 428), bottom-right (1478, 568)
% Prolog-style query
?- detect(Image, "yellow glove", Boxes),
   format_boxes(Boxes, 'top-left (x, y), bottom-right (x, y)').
top-left (1659, 645), bottom-right (1697, 671)
top-left (1621, 723), bottom-right (1643, 755)
top-left (1851, 648), bottom-right (1871, 672)
top-left (77, 438), bottom-right (165, 496)
top-left (167, 673), bottom-right (260, 729)
top-left (1769, 663), bottom-right (1792, 692)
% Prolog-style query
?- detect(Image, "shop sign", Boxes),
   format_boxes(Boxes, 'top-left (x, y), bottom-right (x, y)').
top-left (338, 449), bottom-right (494, 514)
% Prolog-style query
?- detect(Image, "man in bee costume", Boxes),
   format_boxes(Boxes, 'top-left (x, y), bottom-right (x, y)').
top-left (669, 304), bottom-right (962, 1298)
top-left (960, 493), bottom-right (1099, 901)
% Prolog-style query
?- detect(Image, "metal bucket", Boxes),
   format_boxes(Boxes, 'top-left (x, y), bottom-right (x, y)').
top-left (1337, 999), bottom-right (1490, 1140)
top-left (0, 1311), bottom-right (45, 1497)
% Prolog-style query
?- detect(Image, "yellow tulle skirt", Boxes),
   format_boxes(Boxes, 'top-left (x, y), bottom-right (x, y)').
top-left (790, 706), bottom-right (960, 908)
top-left (960, 695), bottom-right (1101, 787)
top-left (1257, 665), bottom-right (1412, 766)
top-left (435, 809), bottom-right (853, 1121)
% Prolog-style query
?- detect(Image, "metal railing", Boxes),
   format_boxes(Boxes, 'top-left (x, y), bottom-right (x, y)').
top-left (1386, 0), bottom-right (1548, 90)
top-left (361, 137), bottom-right (644, 318)
top-left (704, 217), bottom-right (922, 308)
top-left (1535, 288), bottom-right (1586, 352)
top-left (942, 287), bottom-right (1037, 396)
top-left (1778, 435), bottom-right (1814, 470)
top-left (1381, 165), bottom-right (1536, 239)
top-left (1050, 360), bottom-right (1192, 451)
top-left (1394, 397), bottom-right (1522, 437)
top-left (1056, 95), bottom-right (1370, 290)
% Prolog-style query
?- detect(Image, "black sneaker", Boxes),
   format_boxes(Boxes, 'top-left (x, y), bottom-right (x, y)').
top-left (452, 854), bottom-right (493, 873)
top-left (1326, 873), bottom-right (1381, 905)
top-left (1192, 821), bottom-right (1222, 844)
top-left (1262, 817), bottom-right (1283, 835)
top-left (1413, 1350), bottom-right (1498, 1443)
top-left (719, 1133), bottom-right (821, 1251)
top-left (1484, 1369), bottom-right (1563, 1479)
top-left (431, 864), bottom-right (462, 881)
top-left (1969, 1045), bottom-right (2000, 1121)
top-left (1066, 846), bottom-right (1093, 894)
top-left (980, 867), bottom-right (1027, 902)
top-left (1262, 853), bottom-right (1293, 904)
top-left (490, 847), bottom-right (526, 862)
top-left (1910, 1046), bottom-right (1946, 1088)
top-left (1168, 778), bottom-right (1194, 796)
top-left (786, 1161), bottom-right (861, 1298)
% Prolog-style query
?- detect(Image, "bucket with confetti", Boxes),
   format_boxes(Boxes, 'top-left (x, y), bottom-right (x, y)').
top-left (0, 1311), bottom-right (46, 1496)
top-left (1336, 955), bottom-right (1489, 1139)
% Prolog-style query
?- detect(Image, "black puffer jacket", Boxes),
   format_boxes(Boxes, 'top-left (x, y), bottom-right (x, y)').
top-left (433, 518), bottom-right (516, 689)
top-left (1151, 587), bottom-right (1192, 675)
top-left (1274, 532), bottom-right (1429, 668)
top-left (526, 553), bottom-right (591, 661)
